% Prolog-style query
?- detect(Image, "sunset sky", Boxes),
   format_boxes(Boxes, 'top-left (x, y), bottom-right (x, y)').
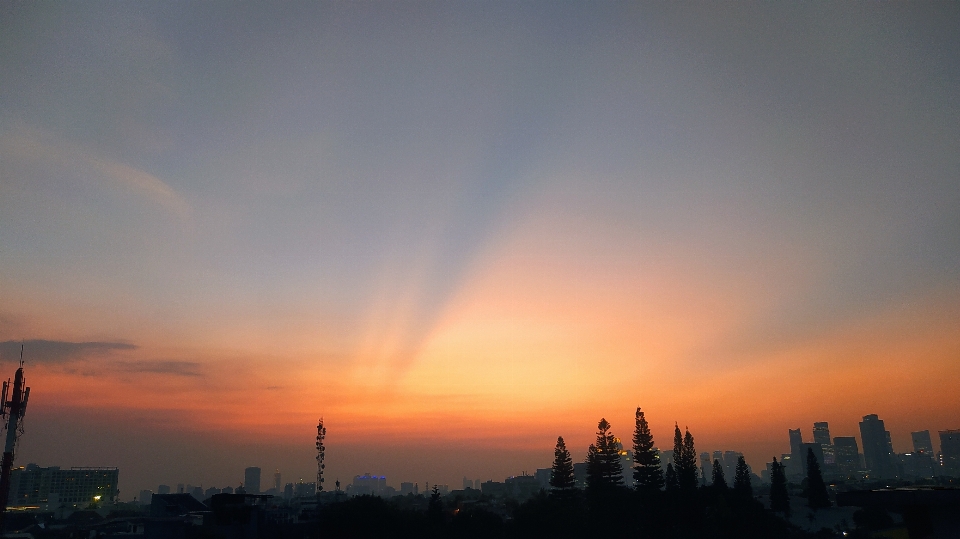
top-left (1, 2), bottom-right (958, 498)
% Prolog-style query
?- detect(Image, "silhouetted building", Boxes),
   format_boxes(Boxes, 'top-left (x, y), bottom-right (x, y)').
top-left (573, 462), bottom-right (588, 489)
top-left (912, 431), bottom-right (934, 455)
top-left (293, 481), bottom-right (316, 497)
top-left (150, 493), bottom-right (207, 517)
top-left (400, 482), bottom-right (414, 495)
top-left (138, 489), bottom-right (152, 506)
top-left (157, 484), bottom-right (171, 495)
top-left (480, 480), bottom-right (506, 497)
top-left (788, 429), bottom-right (804, 478)
top-left (350, 474), bottom-right (386, 496)
top-left (205, 487), bottom-right (220, 499)
top-left (834, 436), bottom-right (860, 478)
top-left (699, 453), bottom-right (712, 485)
top-left (534, 468), bottom-right (551, 490)
top-left (244, 467), bottom-right (261, 494)
top-left (274, 470), bottom-right (281, 492)
top-left (940, 430), bottom-right (960, 477)
top-left (8, 465), bottom-right (119, 509)
top-left (860, 414), bottom-right (896, 478)
top-left (462, 477), bottom-right (473, 490)
top-left (899, 452), bottom-right (936, 479)
top-left (813, 422), bottom-right (831, 446)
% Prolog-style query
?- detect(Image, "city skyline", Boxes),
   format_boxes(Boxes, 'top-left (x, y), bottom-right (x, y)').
top-left (1, 2), bottom-right (959, 502)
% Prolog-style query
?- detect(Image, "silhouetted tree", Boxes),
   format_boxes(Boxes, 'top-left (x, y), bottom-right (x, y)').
top-left (550, 436), bottom-right (575, 492)
top-left (428, 484), bottom-right (443, 523)
top-left (672, 425), bottom-right (698, 492)
top-left (665, 463), bottom-right (678, 492)
top-left (711, 459), bottom-right (727, 490)
top-left (805, 447), bottom-right (831, 509)
top-left (734, 455), bottom-right (752, 498)
top-left (585, 419), bottom-right (624, 492)
top-left (770, 457), bottom-right (790, 517)
top-left (632, 407), bottom-right (664, 492)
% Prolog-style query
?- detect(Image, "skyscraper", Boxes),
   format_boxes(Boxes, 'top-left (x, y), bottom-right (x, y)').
top-left (912, 431), bottom-right (934, 455)
top-left (834, 436), bottom-right (860, 478)
top-left (274, 470), bottom-right (282, 492)
top-left (940, 430), bottom-right (960, 477)
top-left (244, 467), bottom-right (262, 494)
top-left (859, 414), bottom-right (895, 479)
top-left (788, 429), bottom-right (804, 478)
top-left (813, 422), bottom-right (831, 446)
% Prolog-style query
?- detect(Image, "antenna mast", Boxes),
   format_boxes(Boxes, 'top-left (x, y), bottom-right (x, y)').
top-left (316, 418), bottom-right (326, 494)
top-left (0, 345), bottom-right (30, 528)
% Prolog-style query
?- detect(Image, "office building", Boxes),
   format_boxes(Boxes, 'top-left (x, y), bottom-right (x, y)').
top-left (274, 470), bottom-right (282, 492)
top-left (940, 430), bottom-right (960, 477)
top-left (912, 431), bottom-right (934, 455)
top-left (244, 467), bottom-right (261, 494)
top-left (860, 414), bottom-right (896, 479)
top-left (787, 429), bottom-right (804, 478)
top-left (157, 485), bottom-right (171, 495)
top-left (834, 437), bottom-right (860, 478)
top-left (138, 490), bottom-right (152, 506)
top-left (9, 465), bottom-right (119, 509)
top-left (813, 422), bottom-right (831, 446)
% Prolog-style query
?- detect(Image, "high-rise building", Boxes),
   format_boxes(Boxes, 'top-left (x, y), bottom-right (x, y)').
top-left (699, 453), bottom-right (712, 485)
top-left (8, 466), bottom-right (119, 509)
top-left (834, 436), bottom-right (860, 478)
top-left (244, 467), bottom-right (262, 494)
top-left (157, 485), bottom-right (171, 495)
top-left (940, 430), bottom-right (960, 477)
top-left (860, 414), bottom-right (896, 478)
top-left (138, 489), bottom-right (152, 506)
top-left (274, 470), bottom-right (282, 492)
top-left (912, 431), bottom-right (934, 455)
top-left (787, 429), bottom-right (804, 478)
top-left (813, 422), bottom-right (831, 446)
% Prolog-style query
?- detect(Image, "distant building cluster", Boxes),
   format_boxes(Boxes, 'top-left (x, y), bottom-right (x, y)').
top-left (767, 415), bottom-right (959, 483)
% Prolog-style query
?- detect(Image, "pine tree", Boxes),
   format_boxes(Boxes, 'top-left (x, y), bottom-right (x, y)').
top-left (673, 426), bottom-right (698, 492)
top-left (733, 455), bottom-right (752, 498)
top-left (770, 457), bottom-right (790, 516)
top-left (711, 459), bottom-right (727, 490)
top-left (550, 436), bottom-right (576, 491)
top-left (632, 407), bottom-right (664, 491)
top-left (805, 447), bottom-right (831, 509)
top-left (664, 463), bottom-right (679, 492)
top-left (586, 419), bottom-right (624, 492)
top-left (428, 484), bottom-right (443, 523)
top-left (733, 455), bottom-right (753, 498)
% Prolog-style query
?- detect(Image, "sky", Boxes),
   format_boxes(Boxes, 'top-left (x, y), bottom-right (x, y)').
top-left (1, 2), bottom-right (959, 499)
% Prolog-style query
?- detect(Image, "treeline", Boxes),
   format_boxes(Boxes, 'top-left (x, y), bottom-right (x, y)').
top-left (305, 408), bottom-right (822, 539)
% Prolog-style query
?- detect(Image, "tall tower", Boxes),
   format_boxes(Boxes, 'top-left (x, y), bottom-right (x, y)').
top-left (859, 414), bottom-right (894, 479)
top-left (0, 353), bottom-right (31, 527)
top-left (813, 422), bottom-right (831, 446)
top-left (316, 417), bottom-right (326, 493)
top-left (911, 431), bottom-right (933, 454)
top-left (940, 430), bottom-right (960, 477)
top-left (244, 467), bottom-right (261, 494)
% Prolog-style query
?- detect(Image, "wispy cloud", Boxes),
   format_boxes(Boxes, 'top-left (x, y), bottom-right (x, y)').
top-left (0, 126), bottom-right (190, 219)
top-left (0, 340), bottom-right (136, 363)
top-left (115, 360), bottom-right (203, 377)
